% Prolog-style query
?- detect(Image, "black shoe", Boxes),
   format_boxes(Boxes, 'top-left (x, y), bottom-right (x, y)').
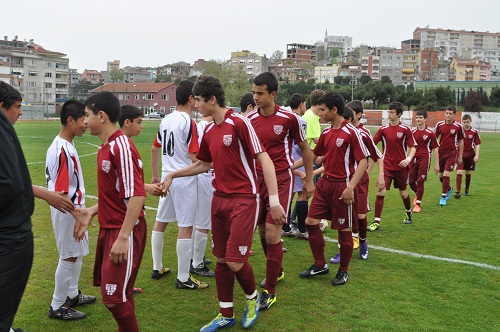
top-left (48, 305), bottom-right (86, 320)
top-left (13, 328), bottom-right (24, 332)
top-left (190, 263), bottom-right (215, 277)
top-left (299, 264), bottom-right (329, 278)
top-left (203, 257), bottom-right (212, 265)
top-left (454, 192), bottom-right (461, 199)
top-left (151, 267), bottom-right (170, 279)
top-left (260, 268), bottom-right (285, 288)
top-left (65, 290), bottom-right (96, 307)
top-left (259, 290), bottom-right (276, 310)
top-left (176, 276), bottom-right (209, 289)
top-left (332, 269), bottom-right (349, 286)
top-left (464, 189), bottom-right (470, 196)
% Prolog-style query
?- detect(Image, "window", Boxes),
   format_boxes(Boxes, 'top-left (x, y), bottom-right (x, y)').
top-left (144, 94), bottom-right (153, 100)
top-left (161, 94), bottom-right (169, 101)
top-left (28, 93), bottom-right (36, 99)
top-left (28, 81), bottom-right (37, 87)
top-left (125, 94), bottom-right (129, 100)
top-left (118, 94), bottom-right (123, 100)
top-left (29, 71), bottom-right (37, 77)
top-left (45, 72), bottom-right (52, 78)
top-left (135, 94), bottom-right (139, 100)
top-left (56, 74), bottom-right (61, 79)
top-left (170, 106), bottom-right (176, 112)
top-left (45, 62), bottom-right (53, 67)
top-left (45, 93), bottom-right (52, 99)
top-left (160, 106), bottom-right (165, 113)
top-left (45, 82), bottom-right (52, 88)
top-left (56, 84), bottom-right (66, 89)
top-left (29, 59), bottom-right (36, 66)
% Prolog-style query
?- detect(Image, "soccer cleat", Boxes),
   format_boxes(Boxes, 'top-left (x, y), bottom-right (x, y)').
top-left (199, 313), bottom-right (235, 332)
top-left (352, 236), bottom-right (360, 250)
top-left (294, 230), bottom-right (309, 240)
top-left (367, 222), bottom-right (380, 231)
top-left (360, 242), bottom-right (368, 260)
top-left (454, 192), bottom-right (461, 199)
top-left (329, 253), bottom-right (341, 264)
top-left (332, 269), bottom-right (349, 286)
top-left (448, 187), bottom-right (454, 198)
top-left (412, 204), bottom-right (421, 213)
top-left (464, 189), bottom-right (470, 196)
top-left (403, 214), bottom-right (412, 224)
top-left (281, 228), bottom-right (295, 237)
top-left (242, 294), bottom-right (260, 329)
top-left (176, 276), bottom-right (209, 290)
top-left (413, 196), bottom-right (417, 206)
top-left (299, 264), bottom-right (329, 278)
top-left (132, 287), bottom-right (143, 294)
top-left (48, 305), bottom-right (86, 320)
top-left (259, 290), bottom-right (276, 310)
top-left (203, 257), bottom-right (212, 265)
top-left (65, 290), bottom-right (96, 307)
top-left (259, 268), bottom-right (284, 288)
top-left (191, 263), bottom-right (215, 277)
top-left (152, 266), bottom-right (171, 280)
top-left (439, 197), bottom-right (447, 206)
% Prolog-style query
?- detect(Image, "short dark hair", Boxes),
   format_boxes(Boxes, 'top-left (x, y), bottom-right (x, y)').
top-left (343, 106), bottom-right (354, 121)
top-left (310, 90), bottom-right (325, 106)
top-left (462, 114), bottom-right (472, 121)
top-left (240, 92), bottom-right (255, 110)
top-left (84, 91), bottom-right (121, 124)
top-left (416, 109), bottom-right (428, 118)
top-left (176, 80), bottom-right (195, 105)
top-left (60, 100), bottom-right (85, 125)
top-left (193, 75), bottom-right (226, 107)
top-left (253, 72), bottom-right (278, 93)
top-left (317, 91), bottom-right (345, 115)
top-left (445, 105), bottom-right (457, 114)
top-left (0, 81), bottom-right (22, 110)
top-left (119, 105), bottom-right (143, 128)
top-left (289, 93), bottom-right (306, 110)
top-left (388, 101), bottom-right (404, 115)
top-left (346, 100), bottom-right (363, 115)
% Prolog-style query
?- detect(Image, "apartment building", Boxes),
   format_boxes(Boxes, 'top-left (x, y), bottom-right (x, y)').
top-left (323, 32), bottom-right (353, 58)
top-left (286, 43), bottom-right (317, 64)
top-left (230, 50), bottom-right (268, 78)
top-left (450, 59), bottom-right (491, 81)
top-left (314, 64), bottom-right (339, 83)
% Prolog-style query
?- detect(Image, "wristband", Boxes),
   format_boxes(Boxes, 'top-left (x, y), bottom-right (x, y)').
top-left (269, 194), bottom-right (280, 208)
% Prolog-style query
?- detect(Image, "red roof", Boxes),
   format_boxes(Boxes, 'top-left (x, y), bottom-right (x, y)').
top-left (91, 82), bottom-right (176, 93)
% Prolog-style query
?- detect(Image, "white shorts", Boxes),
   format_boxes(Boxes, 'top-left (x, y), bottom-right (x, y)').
top-left (156, 175), bottom-right (198, 227)
top-left (51, 207), bottom-right (89, 259)
top-left (195, 171), bottom-right (214, 230)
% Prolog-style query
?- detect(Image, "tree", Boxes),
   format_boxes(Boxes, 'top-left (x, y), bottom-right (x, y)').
top-left (271, 50), bottom-right (284, 63)
top-left (202, 60), bottom-right (251, 106)
top-left (155, 74), bottom-right (172, 83)
top-left (489, 87), bottom-right (500, 107)
top-left (329, 48), bottom-right (340, 58)
top-left (110, 69), bottom-right (124, 83)
top-left (463, 91), bottom-right (483, 113)
top-left (434, 87), bottom-right (455, 108)
top-left (359, 75), bottom-right (372, 85)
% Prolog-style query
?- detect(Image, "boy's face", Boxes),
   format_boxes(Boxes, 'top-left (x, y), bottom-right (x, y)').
top-left (462, 119), bottom-right (471, 129)
top-left (444, 110), bottom-right (455, 122)
top-left (1, 100), bottom-right (23, 125)
top-left (194, 96), bottom-right (214, 117)
top-left (84, 107), bottom-right (100, 136)
top-left (388, 109), bottom-right (400, 122)
top-left (70, 115), bottom-right (88, 137)
top-left (415, 115), bottom-right (426, 126)
top-left (252, 84), bottom-right (276, 110)
top-left (318, 103), bottom-right (335, 122)
top-left (123, 116), bottom-right (143, 137)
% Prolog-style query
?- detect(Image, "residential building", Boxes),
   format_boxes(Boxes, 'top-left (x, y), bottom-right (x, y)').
top-left (417, 48), bottom-right (440, 81)
top-left (230, 50), bottom-right (268, 78)
top-left (123, 66), bottom-right (152, 83)
top-left (337, 61), bottom-right (361, 79)
top-left (107, 60), bottom-right (120, 72)
top-left (323, 32), bottom-right (353, 59)
top-left (450, 58), bottom-right (491, 81)
top-left (401, 39), bottom-right (420, 54)
top-left (361, 55), bottom-right (380, 80)
top-left (378, 47), bottom-right (403, 84)
top-left (68, 68), bottom-right (81, 86)
top-left (402, 53), bottom-right (418, 83)
top-left (314, 64), bottom-right (339, 83)
top-left (286, 43), bottom-right (317, 64)
top-left (90, 82), bottom-right (178, 115)
top-left (82, 69), bottom-right (103, 84)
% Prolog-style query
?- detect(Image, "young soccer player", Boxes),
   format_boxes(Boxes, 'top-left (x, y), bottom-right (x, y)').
top-left (247, 72), bottom-right (314, 310)
top-left (298, 92), bottom-right (369, 286)
top-left (435, 106), bottom-right (464, 206)
top-left (455, 114), bottom-right (481, 198)
top-left (79, 91), bottom-right (148, 332)
top-left (162, 75), bottom-right (286, 331)
top-left (240, 92), bottom-right (256, 117)
top-left (409, 110), bottom-right (439, 212)
top-left (46, 100), bottom-right (96, 321)
top-left (368, 102), bottom-right (416, 230)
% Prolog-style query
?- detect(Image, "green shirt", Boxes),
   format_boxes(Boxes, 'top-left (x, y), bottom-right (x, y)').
top-left (302, 109), bottom-right (321, 149)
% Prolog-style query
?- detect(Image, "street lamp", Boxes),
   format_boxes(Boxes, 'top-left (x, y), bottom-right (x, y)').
top-left (350, 76), bottom-right (357, 101)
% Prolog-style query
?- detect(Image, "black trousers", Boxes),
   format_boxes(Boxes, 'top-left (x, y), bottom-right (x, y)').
top-left (0, 235), bottom-right (34, 332)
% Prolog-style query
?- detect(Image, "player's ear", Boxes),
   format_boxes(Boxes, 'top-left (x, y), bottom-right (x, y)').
top-left (124, 119), bottom-right (131, 127)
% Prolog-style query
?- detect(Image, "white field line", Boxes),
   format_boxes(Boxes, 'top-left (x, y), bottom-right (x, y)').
top-left (24, 138), bottom-right (100, 165)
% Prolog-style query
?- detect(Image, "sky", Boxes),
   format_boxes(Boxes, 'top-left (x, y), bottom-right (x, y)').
top-left (4, 0), bottom-right (499, 73)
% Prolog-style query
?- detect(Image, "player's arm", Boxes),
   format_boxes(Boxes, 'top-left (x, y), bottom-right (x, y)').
top-left (74, 203), bottom-right (98, 241)
top-left (457, 139), bottom-right (464, 164)
top-left (474, 144), bottom-right (480, 163)
top-left (145, 183), bottom-right (162, 196)
top-left (33, 185), bottom-right (74, 213)
top-left (256, 152), bottom-right (286, 225)
top-left (110, 196), bottom-right (145, 264)
top-left (432, 147), bottom-right (440, 173)
top-left (296, 140), bottom-right (314, 197)
top-left (340, 158), bottom-right (368, 205)
top-left (399, 146), bottom-right (416, 168)
top-left (161, 160), bottom-right (211, 196)
top-left (373, 158), bottom-right (385, 190)
top-left (151, 144), bottom-right (161, 184)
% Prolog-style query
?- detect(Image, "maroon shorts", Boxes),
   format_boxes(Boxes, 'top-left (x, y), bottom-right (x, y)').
top-left (257, 169), bottom-right (293, 225)
top-left (384, 169), bottom-right (409, 190)
top-left (439, 149), bottom-right (457, 173)
top-left (307, 176), bottom-right (357, 230)
top-left (457, 150), bottom-right (476, 171)
top-left (409, 157), bottom-right (431, 183)
top-left (211, 193), bottom-right (259, 262)
top-left (93, 218), bottom-right (146, 304)
top-left (356, 172), bottom-right (370, 215)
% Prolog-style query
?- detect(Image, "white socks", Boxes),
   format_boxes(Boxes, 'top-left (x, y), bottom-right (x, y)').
top-left (151, 231), bottom-right (164, 271)
top-left (67, 257), bottom-right (83, 299)
top-left (177, 239), bottom-right (192, 282)
top-left (192, 231), bottom-right (208, 268)
top-left (51, 259), bottom-right (74, 309)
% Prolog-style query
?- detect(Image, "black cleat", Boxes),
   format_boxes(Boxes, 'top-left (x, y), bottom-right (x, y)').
top-left (332, 269), bottom-right (349, 286)
top-left (299, 264), bottom-right (329, 278)
top-left (48, 305), bottom-right (86, 320)
top-left (176, 276), bottom-right (209, 289)
top-left (464, 189), bottom-right (470, 196)
top-left (65, 290), bottom-right (96, 307)
top-left (190, 263), bottom-right (215, 277)
top-left (259, 290), bottom-right (276, 310)
top-left (151, 267), bottom-right (170, 279)
top-left (454, 192), bottom-right (461, 199)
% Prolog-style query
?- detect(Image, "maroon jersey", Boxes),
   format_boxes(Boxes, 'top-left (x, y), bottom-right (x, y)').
top-left (463, 127), bottom-right (481, 151)
top-left (357, 124), bottom-right (382, 163)
top-left (373, 122), bottom-right (416, 172)
top-left (97, 130), bottom-right (146, 229)
top-left (197, 109), bottom-right (265, 195)
top-left (435, 120), bottom-right (464, 152)
top-left (313, 120), bottom-right (370, 179)
top-left (411, 126), bottom-right (439, 159)
top-left (247, 104), bottom-right (305, 172)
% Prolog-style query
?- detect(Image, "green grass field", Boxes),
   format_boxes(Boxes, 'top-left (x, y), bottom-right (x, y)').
top-left (11, 120), bottom-right (500, 332)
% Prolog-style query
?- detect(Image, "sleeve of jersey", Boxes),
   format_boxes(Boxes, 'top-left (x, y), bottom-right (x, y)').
top-left (115, 136), bottom-right (146, 199)
top-left (475, 132), bottom-right (481, 145)
top-left (373, 128), bottom-right (382, 144)
top-left (312, 132), bottom-right (326, 156)
top-left (196, 136), bottom-right (212, 163)
top-left (54, 146), bottom-right (70, 193)
top-left (187, 120), bottom-right (200, 154)
top-left (153, 130), bottom-right (162, 148)
top-left (365, 135), bottom-right (382, 161)
top-left (457, 124), bottom-right (465, 140)
top-left (430, 133), bottom-right (439, 149)
top-left (406, 128), bottom-right (417, 147)
top-left (351, 129), bottom-right (370, 161)
top-left (291, 114), bottom-right (306, 142)
top-left (235, 117), bottom-right (265, 159)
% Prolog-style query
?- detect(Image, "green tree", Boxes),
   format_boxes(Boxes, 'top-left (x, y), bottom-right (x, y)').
top-left (110, 69), bottom-right (124, 83)
top-left (464, 91), bottom-right (483, 113)
top-left (203, 60), bottom-right (251, 106)
top-left (434, 87), bottom-right (455, 108)
top-left (155, 74), bottom-right (172, 83)
top-left (359, 75), bottom-right (372, 85)
top-left (489, 87), bottom-right (500, 107)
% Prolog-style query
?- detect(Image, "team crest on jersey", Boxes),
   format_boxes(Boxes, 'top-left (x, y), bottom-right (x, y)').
top-left (105, 284), bottom-right (117, 295)
top-left (274, 125), bottom-right (283, 135)
top-left (422, 175), bottom-right (426, 179)
top-left (451, 129), bottom-right (456, 134)
top-left (239, 246), bottom-right (248, 255)
top-left (336, 138), bottom-right (344, 147)
top-left (338, 218), bottom-right (345, 225)
top-left (397, 132), bottom-right (403, 138)
top-left (223, 135), bottom-right (232, 146)
top-left (102, 160), bottom-right (111, 173)
top-left (423, 135), bottom-right (428, 140)
top-left (469, 135), bottom-right (473, 139)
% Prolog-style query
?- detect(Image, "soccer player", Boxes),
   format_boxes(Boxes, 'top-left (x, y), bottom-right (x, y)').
top-left (240, 92), bottom-right (256, 117)
top-left (298, 92), bottom-right (369, 286)
top-left (151, 80), bottom-right (212, 288)
top-left (368, 102), bottom-right (416, 230)
top-left (302, 89), bottom-right (324, 149)
top-left (435, 105), bottom-right (464, 206)
top-left (78, 91), bottom-right (147, 332)
top-left (161, 75), bottom-right (286, 331)
top-left (247, 72), bottom-right (314, 310)
top-left (455, 114), bottom-right (480, 198)
top-left (408, 110), bottom-right (439, 212)
top-left (46, 100), bottom-right (96, 321)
